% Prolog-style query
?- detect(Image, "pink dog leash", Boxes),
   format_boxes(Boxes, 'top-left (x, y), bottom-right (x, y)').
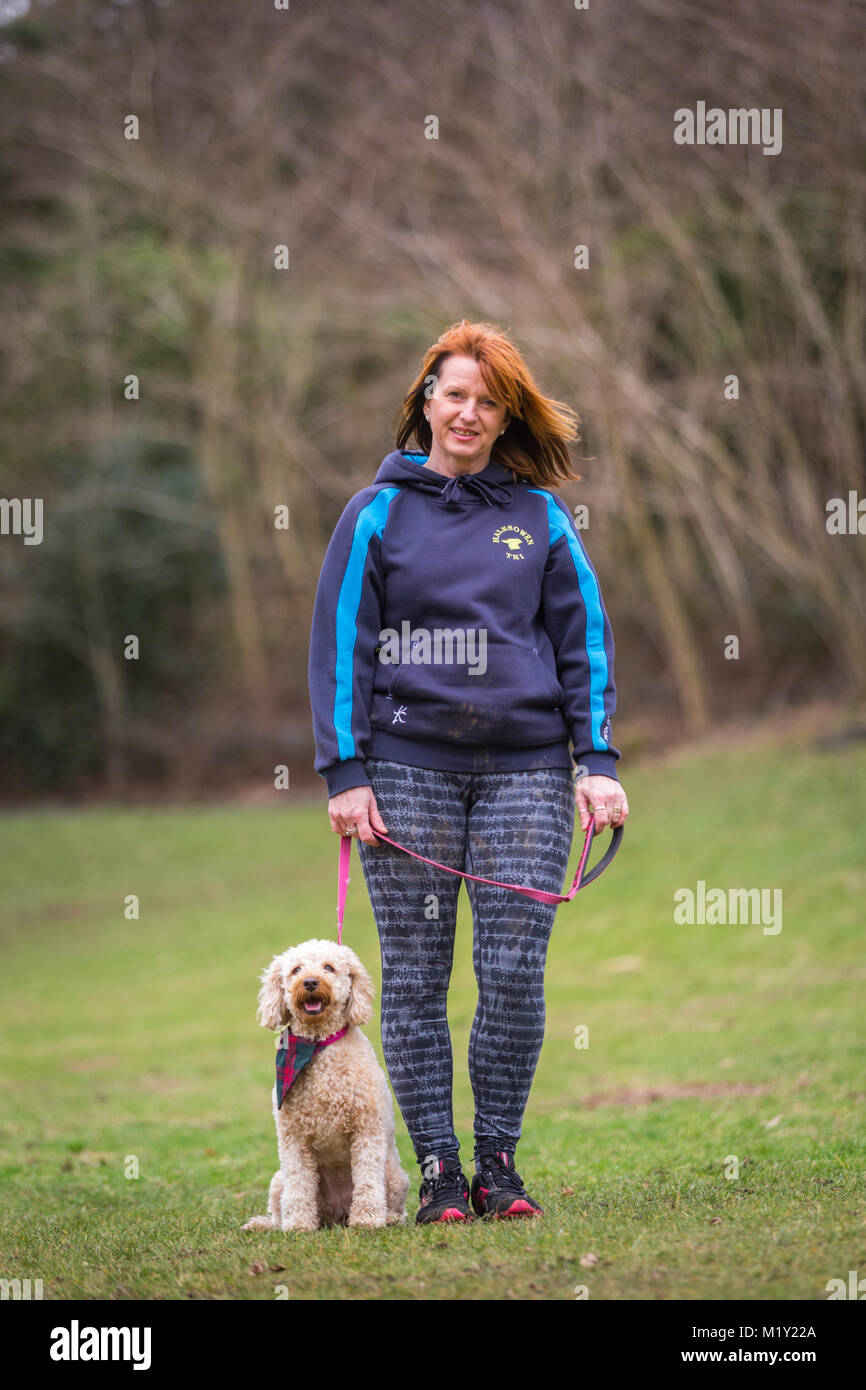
top-left (336, 816), bottom-right (623, 944)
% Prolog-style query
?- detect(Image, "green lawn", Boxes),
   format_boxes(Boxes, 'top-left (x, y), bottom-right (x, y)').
top-left (1, 730), bottom-right (864, 1300)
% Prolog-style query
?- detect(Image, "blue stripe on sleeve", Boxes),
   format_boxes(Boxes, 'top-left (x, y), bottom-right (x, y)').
top-left (527, 489), bottom-right (611, 753)
top-left (334, 488), bottom-right (401, 759)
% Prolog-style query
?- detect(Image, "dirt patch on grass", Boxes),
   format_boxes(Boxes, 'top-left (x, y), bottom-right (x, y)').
top-left (65, 1055), bottom-right (121, 1073)
top-left (139, 1071), bottom-right (187, 1093)
top-left (579, 1080), bottom-right (779, 1109)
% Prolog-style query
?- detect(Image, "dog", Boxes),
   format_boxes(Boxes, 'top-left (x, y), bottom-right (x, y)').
top-left (241, 938), bottom-right (409, 1231)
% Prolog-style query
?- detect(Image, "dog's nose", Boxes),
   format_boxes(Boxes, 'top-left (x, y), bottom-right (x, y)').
top-left (302, 978), bottom-right (319, 991)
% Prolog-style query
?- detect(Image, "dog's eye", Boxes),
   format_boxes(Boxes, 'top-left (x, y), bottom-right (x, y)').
top-left (324, 964), bottom-right (334, 972)
top-left (290, 966), bottom-right (301, 975)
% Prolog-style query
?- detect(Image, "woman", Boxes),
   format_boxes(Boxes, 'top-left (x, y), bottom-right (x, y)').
top-left (308, 320), bottom-right (629, 1224)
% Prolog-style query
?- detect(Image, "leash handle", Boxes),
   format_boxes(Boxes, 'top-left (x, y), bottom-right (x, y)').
top-left (337, 830), bottom-right (352, 945)
top-left (337, 815), bottom-right (623, 940)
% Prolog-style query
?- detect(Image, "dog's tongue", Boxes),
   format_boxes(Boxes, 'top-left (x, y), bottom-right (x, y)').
top-left (303, 1001), bottom-right (323, 1013)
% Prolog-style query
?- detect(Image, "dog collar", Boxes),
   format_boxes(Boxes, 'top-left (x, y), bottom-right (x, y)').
top-left (275, 1025), bottom-right (348, 1108)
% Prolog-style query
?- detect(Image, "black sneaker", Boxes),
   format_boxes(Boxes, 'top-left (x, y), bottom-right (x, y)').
top-left (415, 1154), bottom-right (474, 1224)
top-left (470, 1147), bottom-right (543, 1219)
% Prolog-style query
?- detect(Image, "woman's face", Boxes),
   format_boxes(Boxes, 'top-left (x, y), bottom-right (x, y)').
top-left (423, 353), bottom-right (509, 474)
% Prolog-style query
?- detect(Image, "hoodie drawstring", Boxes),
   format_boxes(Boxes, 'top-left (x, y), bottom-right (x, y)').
top-left (439, 473), bottom-right (515, 508)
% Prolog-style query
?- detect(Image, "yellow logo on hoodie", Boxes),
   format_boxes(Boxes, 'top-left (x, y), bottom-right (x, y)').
top-left (492, 524), bottom-right (535, 559)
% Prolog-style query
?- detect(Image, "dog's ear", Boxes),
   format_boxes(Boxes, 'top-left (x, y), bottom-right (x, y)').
top-left (344, 949), bottom-right (374, 1027)
top-left (256, 955), bottom-right (289, 1031)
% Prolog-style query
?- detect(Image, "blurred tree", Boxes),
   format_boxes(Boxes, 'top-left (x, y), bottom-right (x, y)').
top-left (0, 0), bottom-right (863, 794)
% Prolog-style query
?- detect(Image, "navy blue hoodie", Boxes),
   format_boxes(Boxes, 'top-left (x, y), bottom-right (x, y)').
top-left (308, 449), bottom-right (620, 797)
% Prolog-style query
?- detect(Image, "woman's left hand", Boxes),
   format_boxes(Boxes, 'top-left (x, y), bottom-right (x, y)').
top-left (575, 773), bottom-right (629, 834)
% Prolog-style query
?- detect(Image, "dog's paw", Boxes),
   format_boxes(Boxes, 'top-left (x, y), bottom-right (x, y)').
top-left (348, 1204), bottom-right (388, 1229)
top-left (279, 1216), bottom-right (319, 1232)
top-left (240, 1215), bottom-right (274, 1231)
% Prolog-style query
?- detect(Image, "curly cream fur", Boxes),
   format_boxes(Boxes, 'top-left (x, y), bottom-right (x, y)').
top-left (241, 938), bottom-right (409, 1231)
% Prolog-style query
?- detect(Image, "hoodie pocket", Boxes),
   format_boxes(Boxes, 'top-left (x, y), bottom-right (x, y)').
top-left (372, 639), bottom-right (566, 745)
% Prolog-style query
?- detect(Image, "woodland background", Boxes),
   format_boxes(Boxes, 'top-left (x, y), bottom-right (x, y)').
top-left (1, 0), bottom-right (864, 799)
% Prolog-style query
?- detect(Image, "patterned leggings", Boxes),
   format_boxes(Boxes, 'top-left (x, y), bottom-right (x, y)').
top-left (356, 758), bottom-right (575, 1168)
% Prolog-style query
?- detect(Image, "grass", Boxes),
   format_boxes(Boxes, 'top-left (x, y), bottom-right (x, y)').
top-left (1, 725), bottom-right (864, 1300)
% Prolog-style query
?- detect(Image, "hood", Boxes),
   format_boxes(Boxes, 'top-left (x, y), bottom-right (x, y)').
top-left (373, 449), bottom-right (525, 508)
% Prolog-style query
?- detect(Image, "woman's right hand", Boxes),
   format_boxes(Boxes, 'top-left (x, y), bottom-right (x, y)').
top-left (328, 785), bottom-right (388, 846)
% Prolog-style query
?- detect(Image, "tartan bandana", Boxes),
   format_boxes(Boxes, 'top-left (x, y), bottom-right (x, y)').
top-left (275, 1025), bottom-right (348, 1108)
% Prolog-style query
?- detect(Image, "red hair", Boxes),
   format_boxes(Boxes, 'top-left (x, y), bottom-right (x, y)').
top-left (393, 320), bottom-right (582, 486)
